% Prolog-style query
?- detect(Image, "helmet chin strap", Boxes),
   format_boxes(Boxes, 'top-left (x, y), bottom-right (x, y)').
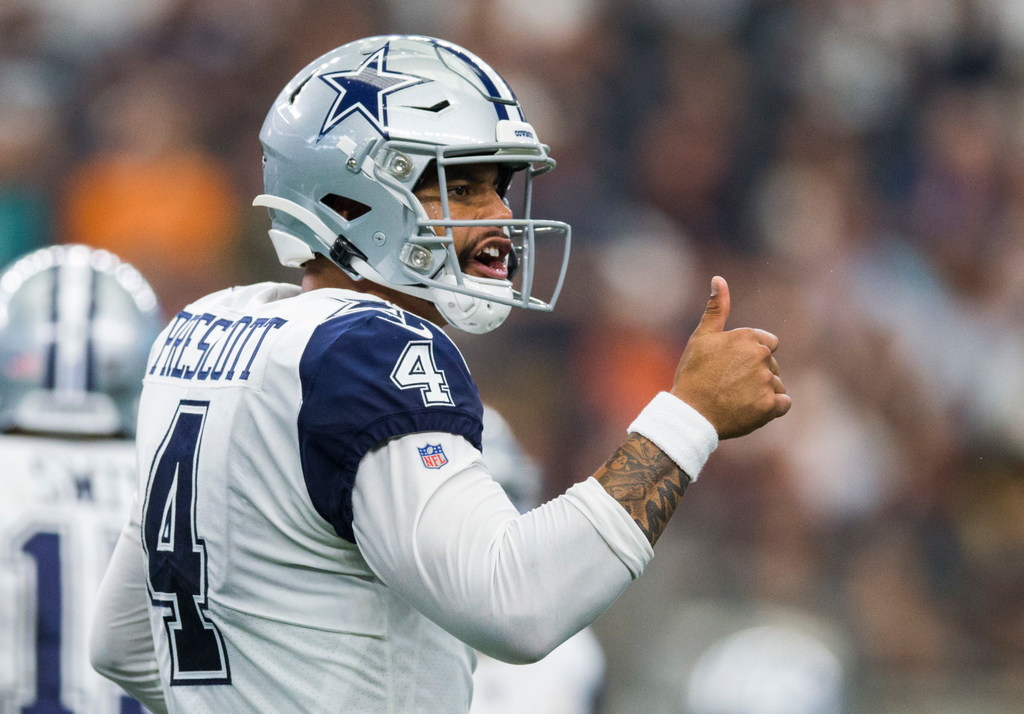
top-left (430, 270), bottom-right (513, 334)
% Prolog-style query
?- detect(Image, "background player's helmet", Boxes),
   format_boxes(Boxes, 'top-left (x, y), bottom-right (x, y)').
top-left (482, 406), bottom-right (542, 513)
top-left (0, 244), bottom-right (163, 436)
top-left (256, 34), bottom-right (571, 334)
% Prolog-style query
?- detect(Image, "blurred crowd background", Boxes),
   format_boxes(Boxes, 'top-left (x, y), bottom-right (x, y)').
top-left (3, 0), bottom-right (1024, 711)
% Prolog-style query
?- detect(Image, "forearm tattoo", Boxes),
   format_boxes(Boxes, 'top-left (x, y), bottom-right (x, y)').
top-left (594, 433), bottom-right (689, 546)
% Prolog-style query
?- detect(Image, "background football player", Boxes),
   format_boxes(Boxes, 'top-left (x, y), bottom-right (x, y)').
top-left (0, 244), bottom-right (163, 713)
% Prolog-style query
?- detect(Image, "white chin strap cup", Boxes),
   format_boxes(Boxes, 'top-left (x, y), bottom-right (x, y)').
top-left (432, 272), bottom-right (513, 334)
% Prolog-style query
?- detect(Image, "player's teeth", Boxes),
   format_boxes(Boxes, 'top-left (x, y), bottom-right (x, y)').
top-left (481, 246), bottom-right (499, 258)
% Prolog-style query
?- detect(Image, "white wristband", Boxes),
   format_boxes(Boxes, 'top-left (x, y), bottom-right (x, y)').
top-left (627, 392), bottom-right (718, 482)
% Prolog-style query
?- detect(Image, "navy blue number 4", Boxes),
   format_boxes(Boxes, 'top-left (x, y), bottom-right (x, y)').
top-left (142, 400), bottom-right (230, 685)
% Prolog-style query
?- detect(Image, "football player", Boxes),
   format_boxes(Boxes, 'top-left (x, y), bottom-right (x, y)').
top-left (91, 35), bottom-right (790, 713)
top-left (0, 244), bottom-right (163, 713)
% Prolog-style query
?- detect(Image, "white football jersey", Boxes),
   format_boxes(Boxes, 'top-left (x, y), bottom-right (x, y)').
top-left (135, 283), bottom-right (485, 712)
top-left (0, 434), bottom-right (144, 714)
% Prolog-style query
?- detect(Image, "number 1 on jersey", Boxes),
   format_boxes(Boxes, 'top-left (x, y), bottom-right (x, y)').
top-left (142, 400), bottom-right (230, 685)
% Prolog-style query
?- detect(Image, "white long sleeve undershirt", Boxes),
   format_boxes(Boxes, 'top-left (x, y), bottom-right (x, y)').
top-left (351, 432), bottom-right (654, 664)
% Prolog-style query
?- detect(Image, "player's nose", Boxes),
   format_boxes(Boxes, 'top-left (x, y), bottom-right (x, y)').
top-left (479, 188), bottom-right (513, 221)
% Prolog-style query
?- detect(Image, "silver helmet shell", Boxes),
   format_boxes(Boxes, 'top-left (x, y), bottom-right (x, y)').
top-left (0, 244), bottom-right (163, 436)
top-left (255, 34), bottom-right (570, 334)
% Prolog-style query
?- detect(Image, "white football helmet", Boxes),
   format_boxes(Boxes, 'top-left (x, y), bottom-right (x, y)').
top-left (255, 34), bottom-right (570, 333)
top-left (0, 244), bottom-right (164, 436)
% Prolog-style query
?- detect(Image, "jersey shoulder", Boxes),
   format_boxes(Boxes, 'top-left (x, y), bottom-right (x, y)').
top-left (299, 295), bottom-right (482, 444)
top-left (296, 296), bottom-right (483, 542)
top-left (188, 281), bottom-right (303, 313)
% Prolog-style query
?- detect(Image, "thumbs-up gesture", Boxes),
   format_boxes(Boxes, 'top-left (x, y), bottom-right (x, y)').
top-left (671, 277), bottom-right (791, 439)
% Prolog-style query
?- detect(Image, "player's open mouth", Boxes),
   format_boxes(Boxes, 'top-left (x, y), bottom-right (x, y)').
top-left (468, 239), bottom-right (510, 280)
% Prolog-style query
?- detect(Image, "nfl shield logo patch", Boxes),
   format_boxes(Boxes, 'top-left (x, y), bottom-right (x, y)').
top-left (418, 443), bottom-right (448, 469)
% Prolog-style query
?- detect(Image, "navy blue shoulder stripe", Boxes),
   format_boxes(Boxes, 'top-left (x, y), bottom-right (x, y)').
top-left (296, 305), bottom-right (483, 542)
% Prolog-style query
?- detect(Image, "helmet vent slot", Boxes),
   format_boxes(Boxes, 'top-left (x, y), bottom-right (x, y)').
top-left (288, 74), bottom-right (313, 105)
top-left (408, 100), bottom-right (450, 113)
top-left (321, 194), bottom-right (371, 220)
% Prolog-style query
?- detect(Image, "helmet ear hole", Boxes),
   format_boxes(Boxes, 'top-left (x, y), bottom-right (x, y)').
top-left (321, 194), bottom-right (372, 221)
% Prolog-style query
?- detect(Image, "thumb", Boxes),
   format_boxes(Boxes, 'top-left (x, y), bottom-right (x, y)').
top-left (692, 276), bottom-right (730, 336)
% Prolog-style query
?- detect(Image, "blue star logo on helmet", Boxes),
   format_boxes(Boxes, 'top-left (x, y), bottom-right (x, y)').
top-left (317, 43), bottom-right (429, 141)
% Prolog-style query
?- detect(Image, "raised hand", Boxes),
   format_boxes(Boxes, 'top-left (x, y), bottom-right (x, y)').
top-left (670, 276), bottom-right (791, 439)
